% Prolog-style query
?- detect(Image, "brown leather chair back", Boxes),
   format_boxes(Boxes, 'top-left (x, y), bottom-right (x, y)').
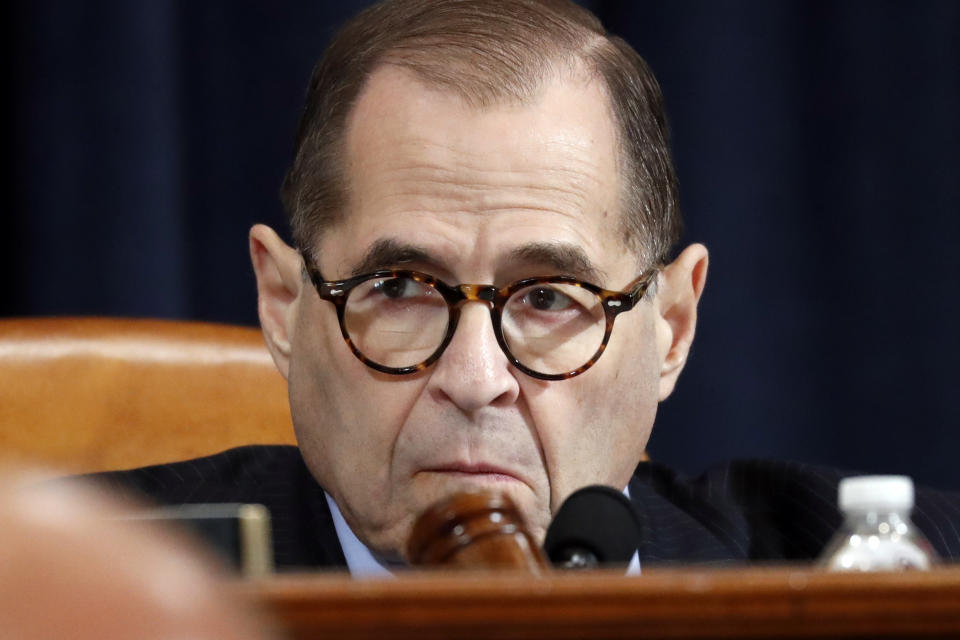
top-left (0, 317), bottom-right (295, 472)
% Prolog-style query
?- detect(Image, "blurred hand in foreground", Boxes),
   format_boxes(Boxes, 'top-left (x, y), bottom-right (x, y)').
top-left (0, 468), bottom-right (277, 640)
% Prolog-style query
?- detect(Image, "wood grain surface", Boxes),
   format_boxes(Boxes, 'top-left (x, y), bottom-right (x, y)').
top-left (241, 566), bottom-right (960, 639)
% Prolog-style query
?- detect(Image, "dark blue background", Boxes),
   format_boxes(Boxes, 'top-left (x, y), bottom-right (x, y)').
top-left (8, 2), bottom-right (960, 488)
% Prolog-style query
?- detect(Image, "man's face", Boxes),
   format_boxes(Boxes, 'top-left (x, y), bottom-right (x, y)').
top-left (285, 66), bottom-right (672, 556)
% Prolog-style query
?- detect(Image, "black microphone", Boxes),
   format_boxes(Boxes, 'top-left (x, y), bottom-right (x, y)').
top-left (543, 485), bottom-right (641, 569)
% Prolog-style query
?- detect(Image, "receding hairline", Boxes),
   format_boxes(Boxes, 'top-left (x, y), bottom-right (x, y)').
top-left (283, 0), bottom-right (682, 271)
top-left (376, 31), bottom-right (609, 107)
top-left (322, 57), bottom-right (634, 256)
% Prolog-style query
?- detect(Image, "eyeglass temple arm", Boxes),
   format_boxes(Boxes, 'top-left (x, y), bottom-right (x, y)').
top-left (623, 267), bottom-right (661, 306)
top-left (299, 250), bottom-right (342, 300)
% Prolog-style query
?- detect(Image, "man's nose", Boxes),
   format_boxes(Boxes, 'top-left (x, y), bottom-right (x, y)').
top-left (426, 302), bottom-right (520, 413)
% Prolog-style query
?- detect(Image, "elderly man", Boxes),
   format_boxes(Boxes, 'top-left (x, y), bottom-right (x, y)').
top-left (93, 0), bottom-right (960, 573)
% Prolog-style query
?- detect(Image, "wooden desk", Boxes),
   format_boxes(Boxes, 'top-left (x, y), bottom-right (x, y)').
top-left (242, 566), bottom-right (960, 639)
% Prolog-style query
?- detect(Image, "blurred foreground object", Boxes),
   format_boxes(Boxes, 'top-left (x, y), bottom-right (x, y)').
top-left (407, 491), bottom-right (548, 573)
top-left (0, 469), bottom-right (276, 639)
top-left (820, 475), bottom-right (938, 571)
top-left (0, 317), bottom-right (295, 472)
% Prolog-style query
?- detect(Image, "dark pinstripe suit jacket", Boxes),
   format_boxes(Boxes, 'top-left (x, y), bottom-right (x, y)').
top-left (91, 445), bottom-right (960, 570)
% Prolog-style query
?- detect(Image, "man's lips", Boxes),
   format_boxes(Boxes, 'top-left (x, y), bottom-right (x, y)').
top-left (418, 463), bottom-right (522, 483)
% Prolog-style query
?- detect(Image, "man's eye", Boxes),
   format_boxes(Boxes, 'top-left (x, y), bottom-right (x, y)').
top-left (373, 277), bottom-right (417, 299)
top-left (522, 286), bottom-right (574, 311)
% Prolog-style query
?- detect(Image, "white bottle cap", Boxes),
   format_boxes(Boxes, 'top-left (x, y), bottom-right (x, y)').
top-left (838, 475), bottom-right (914, 512)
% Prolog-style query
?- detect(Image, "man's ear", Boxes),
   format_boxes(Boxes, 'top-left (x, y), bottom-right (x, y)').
top-left (249, 224), bottom-right (303, 380)
top-left (654, 243), bottom-right (709, 401)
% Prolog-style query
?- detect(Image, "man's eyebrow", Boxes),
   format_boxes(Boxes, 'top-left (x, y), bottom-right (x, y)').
top-left (508, 242), bottom-right (606, 284)
top-left (348, 239), bottom-right (605, 283)
top-left (349, 238), bottom-right (435, 276)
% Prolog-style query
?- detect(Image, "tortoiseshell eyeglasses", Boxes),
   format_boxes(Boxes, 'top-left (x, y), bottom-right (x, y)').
top-left (302, 253), bottom-right (657, 381)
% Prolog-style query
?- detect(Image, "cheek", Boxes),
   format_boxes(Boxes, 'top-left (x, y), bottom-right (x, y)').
top-left (286, 302), bottom-right (423, 505)
top-left (528, 312), bottom-right (661, 511)
top-left (592, 314), bottom-right (661, 465)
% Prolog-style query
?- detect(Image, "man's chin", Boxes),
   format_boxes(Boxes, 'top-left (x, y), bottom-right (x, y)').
top-left (348, 475), bottom-right (549, 560)
top-left (406, 472), bottom-right (549, 545)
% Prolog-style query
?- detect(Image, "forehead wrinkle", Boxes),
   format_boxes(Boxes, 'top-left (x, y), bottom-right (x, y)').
top-left (365, 150), bottom-right (602, 188)
top-left (358, 168), bottom-right (600, 226)
top-left (354, 135), bottom-right (608, 213)
top-left (371, 135), bottom-right (607, 178)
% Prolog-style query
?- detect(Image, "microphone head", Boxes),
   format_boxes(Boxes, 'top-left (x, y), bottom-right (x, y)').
top-left (543, 485), bottom-right (641, 567)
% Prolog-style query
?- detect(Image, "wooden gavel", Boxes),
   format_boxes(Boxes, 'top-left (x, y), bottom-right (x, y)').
top-left (406, 491), bottom-right (549, 573)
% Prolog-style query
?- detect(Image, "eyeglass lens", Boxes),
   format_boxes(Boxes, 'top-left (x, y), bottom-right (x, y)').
top-left (342, 275), bottom-right (607, 376)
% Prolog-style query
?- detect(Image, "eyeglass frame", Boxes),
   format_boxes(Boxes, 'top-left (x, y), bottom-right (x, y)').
top-left (301, 250), bottom-right (659, 381)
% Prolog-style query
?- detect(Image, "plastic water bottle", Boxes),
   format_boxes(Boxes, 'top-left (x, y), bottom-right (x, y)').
top-left (819, 475), bottom-right (937, 571)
